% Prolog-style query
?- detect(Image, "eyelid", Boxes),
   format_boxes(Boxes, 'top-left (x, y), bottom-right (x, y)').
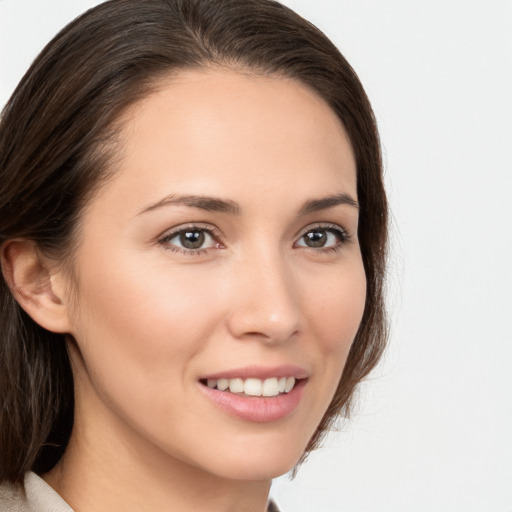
top-left (157, 223), bottom-right (224, 252)
top-left (156, 221), bottom-right (351, 254)
top-left (294, 222), bottom-right (352, 249)
top-left (158, 222), bottom-right (222, 238)
top-left (295, 222), bottom-right (350, 239)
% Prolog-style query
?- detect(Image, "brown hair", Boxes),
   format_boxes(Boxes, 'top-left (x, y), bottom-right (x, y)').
top-left (0, 0), bottom-right (387, 483)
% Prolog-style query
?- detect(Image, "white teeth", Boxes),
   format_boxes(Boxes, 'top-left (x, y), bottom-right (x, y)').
top-left (228, 378), bottom-right (244, 393)
top-left (284, 377), bottom-right (295, 393)
top-left (262, 377), bottom-right (279, 397)
top-left (244, 378), bottom-right (262, 396)
top-left (205, 376), bottom-right (297, 396)
top-left (217, 378), bottom-right (229, 391)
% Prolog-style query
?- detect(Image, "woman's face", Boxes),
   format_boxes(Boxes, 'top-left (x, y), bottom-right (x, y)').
top-left (61, 69), bottom-right (366, 481)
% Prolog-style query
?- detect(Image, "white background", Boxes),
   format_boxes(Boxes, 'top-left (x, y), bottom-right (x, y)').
top-left (1, 1), bottom-right (511, 511)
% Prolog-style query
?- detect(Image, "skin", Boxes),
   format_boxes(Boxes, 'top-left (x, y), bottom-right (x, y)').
top-left (38, 69), bottom-right (367, 512)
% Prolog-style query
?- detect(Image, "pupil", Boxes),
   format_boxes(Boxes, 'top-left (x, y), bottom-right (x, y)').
top-left (180, 230), bottom-right (205, 249)
top-left (305, 230), bottom-right (326, 247)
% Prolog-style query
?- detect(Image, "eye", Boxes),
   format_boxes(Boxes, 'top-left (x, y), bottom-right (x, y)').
top-left (295, 225), bottom-right (349, 249)
top-left (159, 226), bottom-right (220, 253)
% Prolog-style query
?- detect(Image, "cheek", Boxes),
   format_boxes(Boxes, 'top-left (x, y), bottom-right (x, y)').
top-left (304, 259), bottom-right (367, 357)
top-left (303, 257), bottom-right (367, 414)
top-left (67, 255), bottom-right (223, 397)
top-left (66, 257), bottom-right (227, 452)
top-left (74, 255), bottom-right (215, 340)
top-left (282, 257), bottom-right (367, 447)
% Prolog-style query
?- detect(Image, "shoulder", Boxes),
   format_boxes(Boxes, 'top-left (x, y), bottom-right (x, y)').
top-left (0, 479), bottom-right (29, 512)
top-left (2, 475), bottom-right (281, 512)
top-left (0, 472), bottom-right (73, 512)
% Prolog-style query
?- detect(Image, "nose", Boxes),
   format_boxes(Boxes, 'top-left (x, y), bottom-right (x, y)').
top-left (226, 248), bottom-right (301, 344)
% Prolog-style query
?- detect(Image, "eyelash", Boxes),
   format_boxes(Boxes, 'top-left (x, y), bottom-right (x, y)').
top-left (158, 223), bottom-right (223, 256)
top-left (295, 223), bottom-right (351, 253)
top-left (157, 223), bottom-right (351, 255)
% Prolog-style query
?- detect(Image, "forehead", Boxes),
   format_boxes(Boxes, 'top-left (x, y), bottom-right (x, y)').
top-left (92, 69), bottom-right (357, 213)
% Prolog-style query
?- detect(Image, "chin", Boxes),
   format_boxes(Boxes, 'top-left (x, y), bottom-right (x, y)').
top-left (191, 431), bottom-right (311, 482)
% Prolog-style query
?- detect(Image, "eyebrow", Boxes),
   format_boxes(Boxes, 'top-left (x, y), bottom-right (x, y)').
top-left (139, 194), bottom-right (241, 215)
top-left (138, 192), bottom-right (359, 216)
top-left (298, 193), bottom-right (359, 214)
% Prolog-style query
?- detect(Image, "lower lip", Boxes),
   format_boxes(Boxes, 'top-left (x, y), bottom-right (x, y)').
top-left (199, 379), bottom-right (306, 423)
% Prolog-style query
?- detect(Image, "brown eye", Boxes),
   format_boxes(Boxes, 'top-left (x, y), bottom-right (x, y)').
top-left (180, 230), bottom-right (205, 249)
top-left (161, 227), bottom-right (218, 252)
top-left (296, 226), bottom-right (347, 249)
top-left (303, 230), bottom-right (328, 247)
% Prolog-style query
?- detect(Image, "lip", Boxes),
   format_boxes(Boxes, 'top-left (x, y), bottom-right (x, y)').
top-left (199, 378), bottom-right (307, 423)
top-left (201, 364), bottom-right (309, 381)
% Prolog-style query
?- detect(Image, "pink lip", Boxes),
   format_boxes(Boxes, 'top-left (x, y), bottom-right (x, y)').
top-left (201, 364), bottom-right (309, 380)
top-left (198, 377), bottom-right (307, 424)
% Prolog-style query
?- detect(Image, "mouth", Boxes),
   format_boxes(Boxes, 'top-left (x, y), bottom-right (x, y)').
top-left (198, 365), bottom-right (308, 422)
top-left (200, 376), bottom-right (299, 397)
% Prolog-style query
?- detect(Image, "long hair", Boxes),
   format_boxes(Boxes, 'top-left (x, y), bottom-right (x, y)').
top-left (0, 0), bottom-right (387, 483)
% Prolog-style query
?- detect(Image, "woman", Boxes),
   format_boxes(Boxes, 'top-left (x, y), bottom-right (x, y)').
top-left (0, 0), bottom-right (388, 510)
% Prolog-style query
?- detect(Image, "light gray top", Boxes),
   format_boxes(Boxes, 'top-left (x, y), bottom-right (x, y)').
top-left (0, 472), bottom-right (73, 512)
top-left (0, 472), bottom-right (281, 512)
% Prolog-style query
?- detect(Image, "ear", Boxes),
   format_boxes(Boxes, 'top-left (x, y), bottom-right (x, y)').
top-left (1, 239), bottom-right (72, 333)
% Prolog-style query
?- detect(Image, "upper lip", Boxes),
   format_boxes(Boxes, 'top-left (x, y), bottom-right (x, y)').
top-left (201, 365), bottom-right (309, 381)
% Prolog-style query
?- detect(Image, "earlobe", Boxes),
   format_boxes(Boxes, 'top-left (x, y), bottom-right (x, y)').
top-left (0, 239), bottom-right (72, 333)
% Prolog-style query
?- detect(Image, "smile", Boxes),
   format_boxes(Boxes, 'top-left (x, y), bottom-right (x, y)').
top-left (199, 377), bottom-right (306, 423)
top-left (204, 377), bottom-right (296, 397)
